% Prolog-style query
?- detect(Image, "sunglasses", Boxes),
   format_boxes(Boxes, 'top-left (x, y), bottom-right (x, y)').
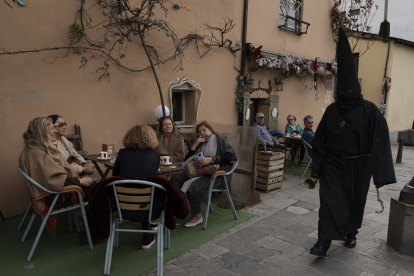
top-left (304, 116), bottom-right (313, 120)
top-left (54, 122), bottom-right (67, 127)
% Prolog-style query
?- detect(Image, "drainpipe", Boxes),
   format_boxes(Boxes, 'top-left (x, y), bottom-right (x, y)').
top-left (238, 0), bottom-right (249, 126)
top-left (350, 35), bottom-right (390, 115)
top-left (381, 40), bottom-right (391, 115)
top-left (379, 0), bottom-right (390, 37)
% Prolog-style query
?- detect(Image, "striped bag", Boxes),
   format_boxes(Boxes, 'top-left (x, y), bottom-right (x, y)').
top-left (186, 160), bottom-right (219, 179)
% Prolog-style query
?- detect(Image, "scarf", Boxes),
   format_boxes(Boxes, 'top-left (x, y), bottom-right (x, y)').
top-left (181, 134), bottom-right (217, 192)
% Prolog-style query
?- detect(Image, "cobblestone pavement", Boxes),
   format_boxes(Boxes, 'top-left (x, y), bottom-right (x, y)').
top-left (147, 146), bottom-right (414, 276)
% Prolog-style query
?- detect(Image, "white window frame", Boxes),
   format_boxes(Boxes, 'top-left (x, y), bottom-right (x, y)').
top-left (172, 90), bottom-right (185, 124)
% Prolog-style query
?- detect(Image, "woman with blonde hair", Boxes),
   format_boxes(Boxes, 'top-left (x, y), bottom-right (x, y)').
top-left (18, 117), bottom-right (92, 235)
top-left (170, 121), bottom-right (237, 228)
top-left (111, 124), bottom-right (162, 249)
top-left (156, 117), bottom-right (185, 163)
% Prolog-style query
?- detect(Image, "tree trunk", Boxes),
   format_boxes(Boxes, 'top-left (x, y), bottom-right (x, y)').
top-left (139, 32), bottom-right (166, 118)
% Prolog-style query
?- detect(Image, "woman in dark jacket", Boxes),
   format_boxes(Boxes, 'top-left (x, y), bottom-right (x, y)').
top-left (171, 121), bottom-right (237, 228)
top-left (112, 124), bottom-right (161, 249)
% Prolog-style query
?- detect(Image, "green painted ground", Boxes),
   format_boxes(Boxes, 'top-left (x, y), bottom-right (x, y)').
top-left (0, 206), bottom-right (254, 275)
top-left (283, 162), bottom-right (312, 179)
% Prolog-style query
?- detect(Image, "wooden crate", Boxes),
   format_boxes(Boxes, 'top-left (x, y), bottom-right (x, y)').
top-left (255, 151), bottom-right (285, 192)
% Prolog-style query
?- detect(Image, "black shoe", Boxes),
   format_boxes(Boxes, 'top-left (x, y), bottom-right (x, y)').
top-left (344, 236), bottom-right (356, 248)
top-left (310, 245), bottom-right (327, 257)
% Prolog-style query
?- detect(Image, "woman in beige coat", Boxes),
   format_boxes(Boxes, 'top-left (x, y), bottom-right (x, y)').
top-left (156, 117), bottom-right (185, 163)
top-left (19, 117), bottom-right (93, 235)
top-left (48, 115), bottom-right (97, 182)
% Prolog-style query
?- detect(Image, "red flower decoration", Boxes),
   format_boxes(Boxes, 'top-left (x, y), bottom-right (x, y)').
top-left (254, 45), bottom-right (262, 58)
top-left (313, 57), bottom-right (318, 71)
top-left (327, 62), bottom-right (333, 72)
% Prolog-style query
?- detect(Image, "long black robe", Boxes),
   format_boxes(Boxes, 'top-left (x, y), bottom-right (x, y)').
top-left (311, 99), bottom-right (396, 240)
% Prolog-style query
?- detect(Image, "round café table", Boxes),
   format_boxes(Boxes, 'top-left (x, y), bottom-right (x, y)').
top-left (281, 135), bottom-right (304, 170)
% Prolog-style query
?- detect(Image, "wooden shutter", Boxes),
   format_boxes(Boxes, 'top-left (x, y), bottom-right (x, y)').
top-left (268, 95), bottom-right (279, 131)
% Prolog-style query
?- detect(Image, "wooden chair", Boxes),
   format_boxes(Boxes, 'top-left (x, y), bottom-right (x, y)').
top-left (203, 161), bottom-right (239, 230)
top-left (17, 166), bottom-right (93, 262)
top-left (65, 124), bottom-right (88, 156)
top-left (278, 137), bottom-right (294, 169)
top-left (104, 180), bottom-right (169, 276)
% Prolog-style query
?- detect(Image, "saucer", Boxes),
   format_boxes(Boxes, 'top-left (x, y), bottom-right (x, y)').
top-left (160, 163), bottom-right (173, 166)
top-left (97, 157), bottom-right (110, 160)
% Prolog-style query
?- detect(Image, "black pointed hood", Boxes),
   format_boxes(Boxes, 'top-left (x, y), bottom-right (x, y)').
top-left (336, 26), bottom-right (361, 94)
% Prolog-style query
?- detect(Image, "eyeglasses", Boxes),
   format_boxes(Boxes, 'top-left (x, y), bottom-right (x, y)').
top-left (54, 122), bottom-right (67, 127)
top-left (304, 116), bottom-right (313, 120)
top-left (288, 119), bottom-right (294, 121)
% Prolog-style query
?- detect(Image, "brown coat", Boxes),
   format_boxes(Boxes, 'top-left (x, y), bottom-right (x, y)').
top-left (156, 133), bottom-right (185, 162)
top-left (18, 147), bottom-right (76, 215)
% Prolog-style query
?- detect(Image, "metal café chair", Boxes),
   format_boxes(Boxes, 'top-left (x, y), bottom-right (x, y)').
top-left (17, 203), bottom-right (32, 231)
top-left (299, 140), bottom-right (313, 179)
top-left (203, 161), bottom-right (239, 230)
top-left (17, 166), bottom-right (93, 262)
top-left (104, 180), bottom-right (169, 276)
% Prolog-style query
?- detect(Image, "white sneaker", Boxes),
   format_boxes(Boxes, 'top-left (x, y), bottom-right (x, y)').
top-left (150, 222), bottom-right (158, 231)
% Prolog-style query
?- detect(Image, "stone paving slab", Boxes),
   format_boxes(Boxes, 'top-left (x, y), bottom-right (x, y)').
top-left (331, 249), bottom-right (399, 276)
top-left (146, 153), bottom-right (414, 276)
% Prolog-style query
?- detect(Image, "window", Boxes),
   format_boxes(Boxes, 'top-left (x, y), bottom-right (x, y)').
top-left (172, 91), bottom-right (185, 124)
top-left (349, 9), bottom-right (360, 16)
top-left (279, 0), bottom-right (310, 35)
top-left (353, 53), bottom-right (359, 76)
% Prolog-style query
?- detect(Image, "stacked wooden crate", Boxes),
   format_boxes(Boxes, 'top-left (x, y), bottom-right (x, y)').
top-left (255, 150), bottom-right (285, 192)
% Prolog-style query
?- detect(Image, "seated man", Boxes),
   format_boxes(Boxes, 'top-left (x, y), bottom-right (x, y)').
top-left (302, 115), bottom-right (314, 159)
top-left (252, 112), bottom-right (286, 151)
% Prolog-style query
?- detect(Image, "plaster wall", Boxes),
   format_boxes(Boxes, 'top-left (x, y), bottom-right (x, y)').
top-left (349, 36), bottom-right (390, 108)
top-left (247, 0), bottom-right (336, 61)
top-left (246, 0), bottom-right (336, 130)
top-left (385, 43), bottom-right (414, 132)
top-left (0, 0), bottom-right (243, 216)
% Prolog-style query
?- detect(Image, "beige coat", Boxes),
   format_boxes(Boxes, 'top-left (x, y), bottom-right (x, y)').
top-left (53, 136), bottom-right (86, 174)
top-left (156, 133), bottom-right (186, 162)
top-left (18, 147), bottom-right (76, 215)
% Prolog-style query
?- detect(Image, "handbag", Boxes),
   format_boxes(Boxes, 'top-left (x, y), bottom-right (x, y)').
top-left (186, 160), bottom-right (219, 179)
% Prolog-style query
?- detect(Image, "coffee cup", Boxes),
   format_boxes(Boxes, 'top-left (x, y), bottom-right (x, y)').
top-left (285, 133), bottom-right (291, 137)
top-left (162, 156), bottom-right (172, 164)
top-left (100, 151), bottom-right (108, 159)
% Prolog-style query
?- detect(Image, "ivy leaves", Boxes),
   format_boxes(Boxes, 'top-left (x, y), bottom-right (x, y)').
top-left (235, 75), bottom-right (244, 113)
top-left (67, 23), bottom-right (84, 43)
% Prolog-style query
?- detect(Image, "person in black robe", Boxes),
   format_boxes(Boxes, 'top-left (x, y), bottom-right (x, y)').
top-left (309, 26), bottom-right (396, 257)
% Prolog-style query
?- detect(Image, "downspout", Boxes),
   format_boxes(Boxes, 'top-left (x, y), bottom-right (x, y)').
top-left (350, 35), bottom-right (391, 115)
top-left (238, 0), bottom-right (249, 126)
top-left (381, 40), bottom-right (391, 115)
